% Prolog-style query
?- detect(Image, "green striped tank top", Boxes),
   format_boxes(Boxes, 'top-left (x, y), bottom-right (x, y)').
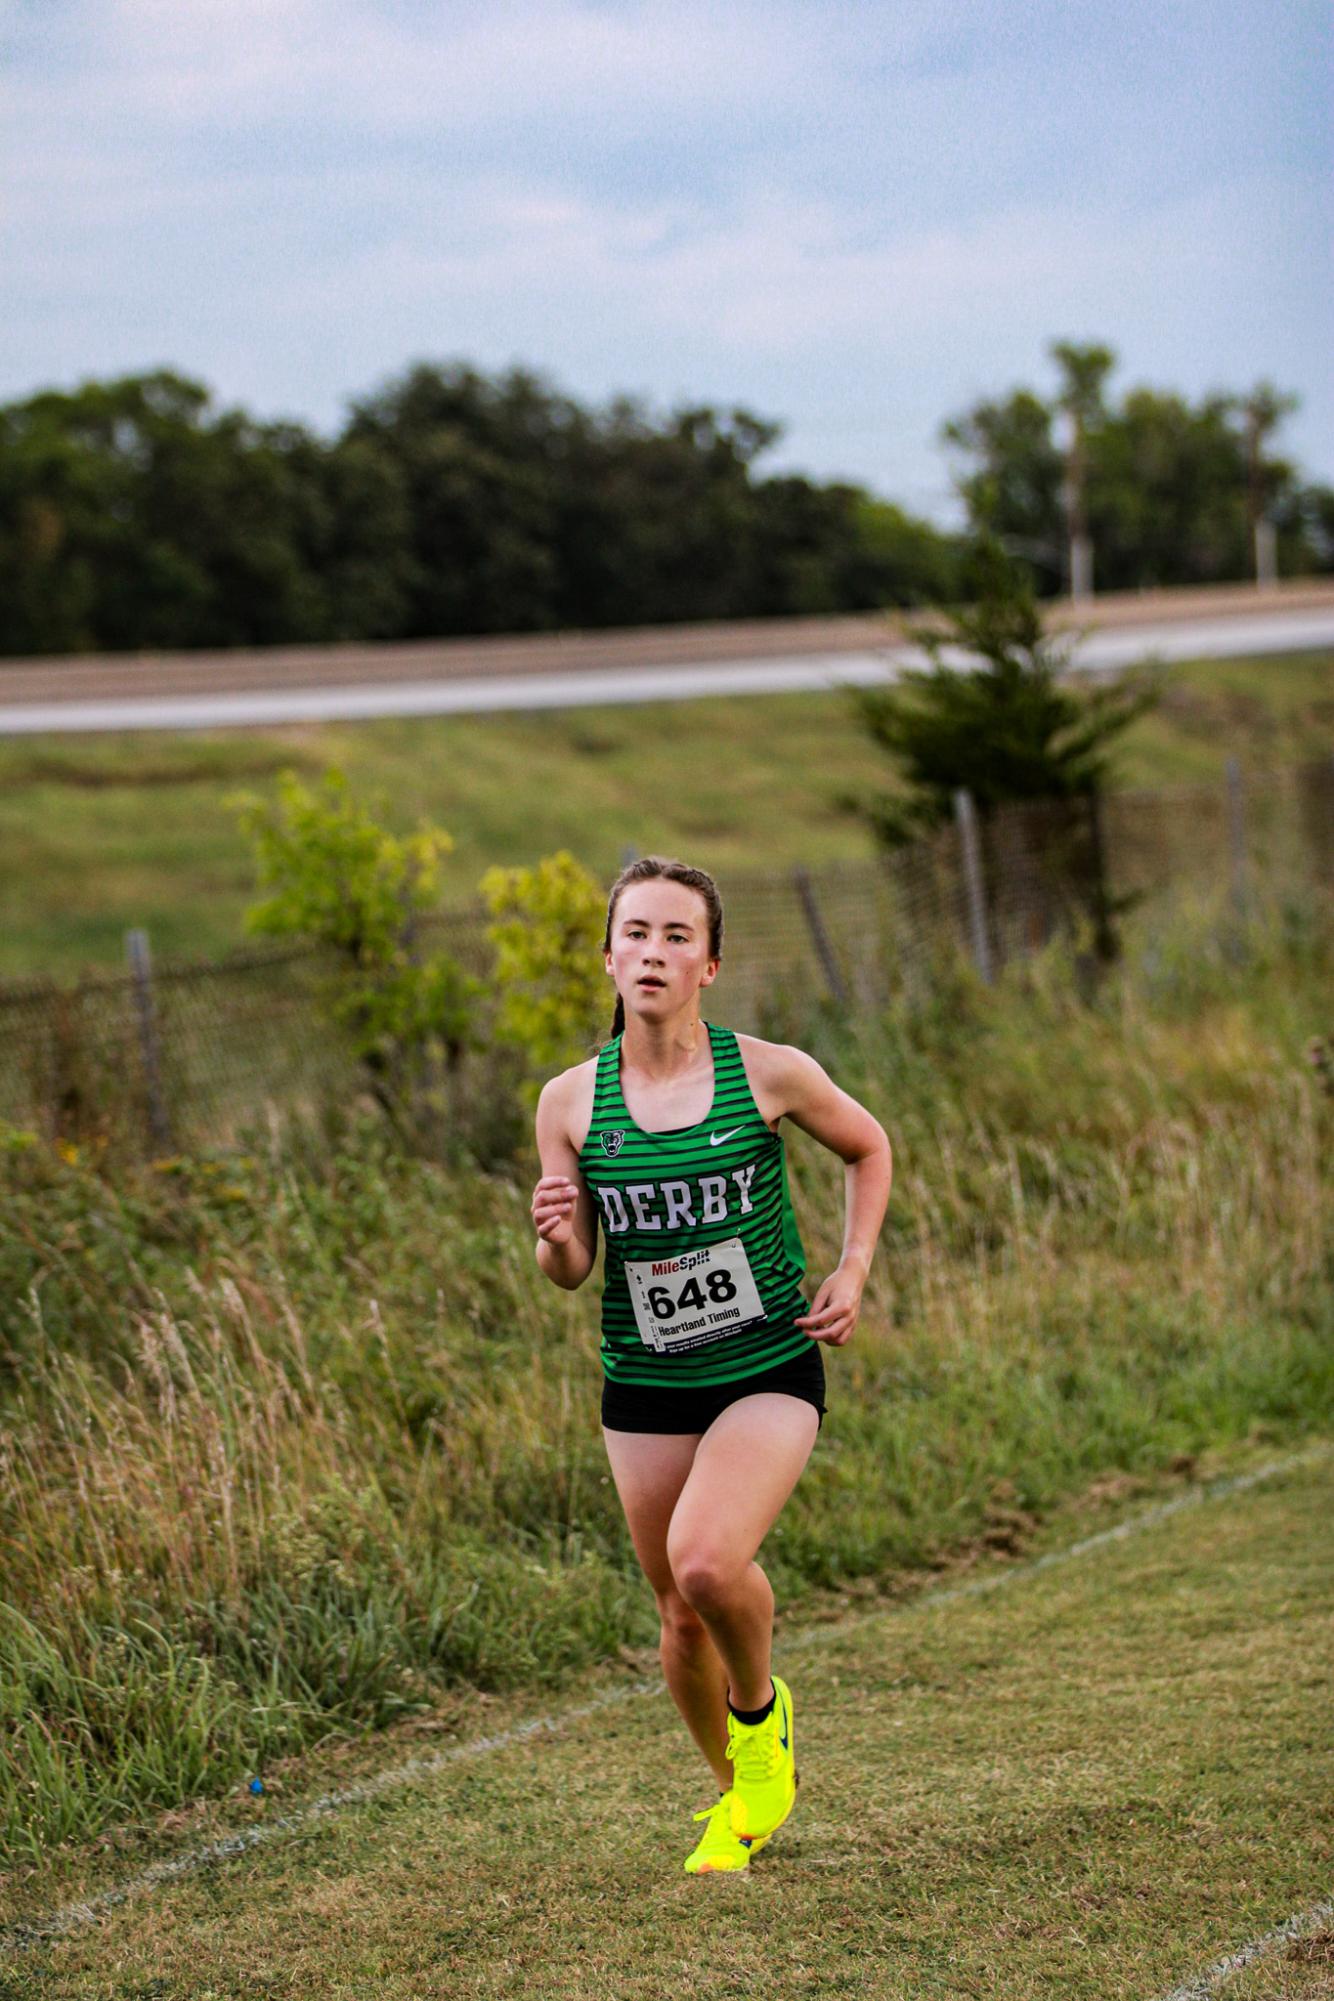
top-left (578, 1021), bottom-right (813, 1387)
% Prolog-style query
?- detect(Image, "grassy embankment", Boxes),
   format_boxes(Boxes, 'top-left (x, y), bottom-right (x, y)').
top-left (0, 646), bottom-right (1330, 976)
top-left (1, 876), bottom-right (1330, 1875)
top-left (6, 1447), bottom-right (1331, 1998)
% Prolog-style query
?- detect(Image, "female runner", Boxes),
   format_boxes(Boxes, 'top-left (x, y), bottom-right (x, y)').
top-left (531, 857), bottom-right (892, 1873)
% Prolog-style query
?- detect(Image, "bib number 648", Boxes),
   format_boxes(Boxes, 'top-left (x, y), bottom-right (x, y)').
top-left (647, 1267), bottom-right (738, 1320)
top-left (624, 1236), bottom-right (764, 1351)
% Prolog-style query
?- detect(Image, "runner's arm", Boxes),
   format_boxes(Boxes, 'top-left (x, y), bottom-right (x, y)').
top-left (765, 1044), bottom-right (892, 1343)
top-left (533, 1074), bottom-right (599, 1290)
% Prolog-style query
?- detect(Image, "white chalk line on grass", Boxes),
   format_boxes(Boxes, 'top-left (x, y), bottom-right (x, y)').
top-left (0, 1688), bottom-right (660, 1952)
top-left (804, 1439), bottom-right (1333, 1638)
top-left (1154, 1895), bottom-right (1334, 2000)
top-left (3, 1441), bottom-right (1328, 1953)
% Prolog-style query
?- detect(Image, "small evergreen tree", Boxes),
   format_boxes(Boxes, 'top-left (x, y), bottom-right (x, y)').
top-left (850, 540), bottom-right (1163, 967)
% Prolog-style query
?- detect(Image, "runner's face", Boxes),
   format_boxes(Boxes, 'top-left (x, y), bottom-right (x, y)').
top-left (607, 882), bottom-right (718, 1020)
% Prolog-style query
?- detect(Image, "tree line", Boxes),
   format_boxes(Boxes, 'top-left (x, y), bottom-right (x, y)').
top-left (0, 349), bottom-right (1328, 656)
top-left (0, 365), bottom-right (959, 655)
top-left (947, 341), bottom-right (1332, 596)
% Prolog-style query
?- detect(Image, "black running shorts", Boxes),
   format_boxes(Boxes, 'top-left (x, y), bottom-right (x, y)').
top-left (601, 1340), bottom-right (826, 1434)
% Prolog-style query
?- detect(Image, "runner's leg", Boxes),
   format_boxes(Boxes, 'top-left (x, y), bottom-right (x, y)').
top-left (601, 1425), bottom-right (733, 1789)
top-left (665, 1393), bottom-right (820, 1711)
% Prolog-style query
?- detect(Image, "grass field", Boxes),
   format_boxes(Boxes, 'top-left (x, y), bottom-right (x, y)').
top-left (3, 1438), bottom-right (1329, 2000)
top-left (0, 647), bottom-right (1330, 978)
top-left (2, 884), bottom-right (1329, 1872)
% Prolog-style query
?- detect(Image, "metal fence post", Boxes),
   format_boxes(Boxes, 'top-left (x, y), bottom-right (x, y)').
top-left (1225, 757), bottom-right (1247, 922)
top-left (953, 789), bottom-right (993, 984)
top-left (125, 928), bottom-right (173, 1152)
top-left (792, 867), bottom-right (849, 1005)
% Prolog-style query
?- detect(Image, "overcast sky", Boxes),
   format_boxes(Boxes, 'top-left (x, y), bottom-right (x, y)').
top-left (4, 0), bottom-right (1330, 523)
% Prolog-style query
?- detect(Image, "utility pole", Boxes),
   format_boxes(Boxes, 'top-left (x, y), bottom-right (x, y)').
top-left (1051, 341), bottom-right (1113, 602)
top-left (1063, 406), bottom-right (1093, 601)
top-left (1241, 382), bottom-right (1296, 589)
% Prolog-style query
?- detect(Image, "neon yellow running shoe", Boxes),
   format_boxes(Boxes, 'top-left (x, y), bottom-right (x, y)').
top-left (726, 1674), bottom-right (797, 1844)
top-left (683, 1789), bottom-right (774, 1873)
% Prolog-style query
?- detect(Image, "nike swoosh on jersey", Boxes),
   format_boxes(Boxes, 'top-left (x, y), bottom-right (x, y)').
top-left (709, 1127), bottom-right (745, 1146)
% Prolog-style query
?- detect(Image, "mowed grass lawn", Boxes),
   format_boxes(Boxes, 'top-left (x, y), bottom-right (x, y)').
top-left (3, 1438), bottom-right (1329, 1999)
top-left (0, 647), bottom-right (1330, 977)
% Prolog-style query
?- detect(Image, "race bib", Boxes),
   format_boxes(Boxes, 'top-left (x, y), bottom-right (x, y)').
top-left (624, 1237), bottom-right (766, 1354)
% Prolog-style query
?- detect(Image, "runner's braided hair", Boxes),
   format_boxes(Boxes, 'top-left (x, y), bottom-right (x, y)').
top-left (603, 857), bottom-right (724, 1039)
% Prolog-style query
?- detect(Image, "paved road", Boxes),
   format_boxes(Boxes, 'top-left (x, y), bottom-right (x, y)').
top-left (1, 602), bottom-right (1331, 737)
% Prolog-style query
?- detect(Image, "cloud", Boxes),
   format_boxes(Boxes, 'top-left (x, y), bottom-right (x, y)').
top-left (226, 170), bottom-right (1297, 362)
top-left (13, 0), bottom-right (829, 137)
top-left (2, 0), bottom-right (1328, 510)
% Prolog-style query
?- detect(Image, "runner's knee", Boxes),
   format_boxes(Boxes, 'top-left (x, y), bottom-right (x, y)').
top-left (669, 1546), bottom-right (749, 1612)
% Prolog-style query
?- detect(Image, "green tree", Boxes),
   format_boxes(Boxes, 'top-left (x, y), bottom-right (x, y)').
top-left (549, 397), bottom-right (779, 626)
top-left (1086, 388), bottom-right (1255, 587)
top-left (850, 541), bottom-right (1162, 968)
top-left (942, 350), bottom-right (1325, 594)
top-left (343, 363), bottom-right (566, 635)
top-left (275, 428), bottom-right (416, 641)
top-left (845, 493), bottom-right (964, 607)
top-left (940, 388), bottom-right (1065, 590)
top-left (1, 359), bottom-right (969, 653)
top-left (229, 768), bottom-right (478, 1139)
top-left (1283, 480), bottom-right (1334, 573)
top-left (0, 372), bottom-right (349, 653)
top-left (745, 480), bottom-right (961, 614)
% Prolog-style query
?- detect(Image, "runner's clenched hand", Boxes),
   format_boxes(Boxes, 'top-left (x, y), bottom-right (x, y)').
top-left (794, 1265), bottom-right (863, 1346)
top-left (532, 1174), bottom-right (579, 1245)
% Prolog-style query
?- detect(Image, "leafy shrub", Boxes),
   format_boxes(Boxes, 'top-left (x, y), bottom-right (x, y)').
top-left (229, 767), bottom-right (480, 1143)
top-left (480, 849), bottom-right (606, 1101)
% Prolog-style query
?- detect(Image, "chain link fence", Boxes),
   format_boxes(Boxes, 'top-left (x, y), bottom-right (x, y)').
top-left (2, 756), bottom-right (1331, 1156)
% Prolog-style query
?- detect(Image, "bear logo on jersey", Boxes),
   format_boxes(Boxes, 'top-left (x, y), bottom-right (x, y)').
top-left (600, 1130), bottom-right (625, 1157)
